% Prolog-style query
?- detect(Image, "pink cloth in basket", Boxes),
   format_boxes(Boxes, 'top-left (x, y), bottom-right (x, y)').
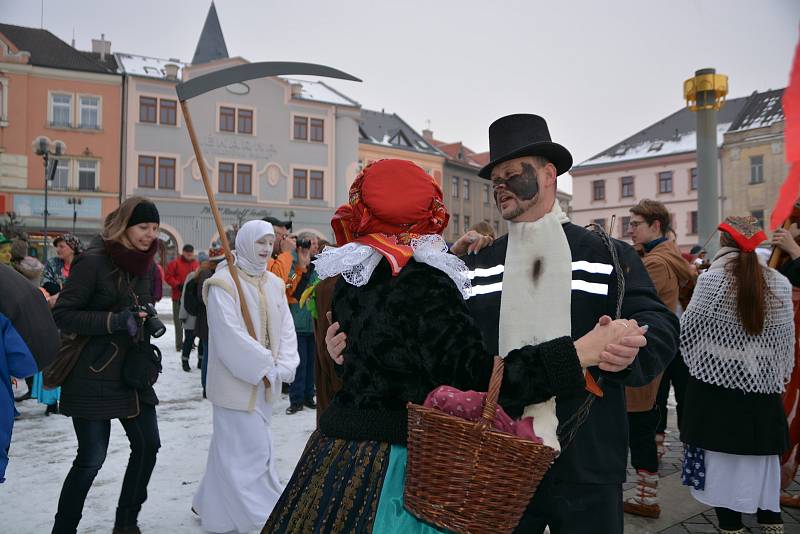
top-left (423, 385), bottom-right (543, 443)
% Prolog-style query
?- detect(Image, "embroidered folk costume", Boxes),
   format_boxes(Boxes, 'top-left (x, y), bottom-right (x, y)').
top-left (263, 159), bottom-right (586, 534)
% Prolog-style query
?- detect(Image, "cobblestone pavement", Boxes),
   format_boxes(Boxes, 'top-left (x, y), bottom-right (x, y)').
top-left (623, 413), bottom-right (800, 533)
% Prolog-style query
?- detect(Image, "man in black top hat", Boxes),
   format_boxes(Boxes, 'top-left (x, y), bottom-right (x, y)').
top-left (457, 114), bottom-right (679, 533)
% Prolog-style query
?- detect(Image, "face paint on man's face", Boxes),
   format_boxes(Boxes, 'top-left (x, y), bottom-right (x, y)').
top-left (505, 162), bottom-right (540, 201)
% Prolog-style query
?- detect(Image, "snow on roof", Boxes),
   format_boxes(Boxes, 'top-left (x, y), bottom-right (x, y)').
top-left (282, 78), bottom-right (359, 107)
top-left (729, 89), bottom-right (785, 133)
top-left (584, 122), bottom-right (732, 167)
top-left (115, 52), bottom-right (186, 79)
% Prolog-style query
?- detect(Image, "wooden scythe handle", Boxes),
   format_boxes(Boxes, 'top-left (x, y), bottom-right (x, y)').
top-left (179, 100), bottom-right (257, 340)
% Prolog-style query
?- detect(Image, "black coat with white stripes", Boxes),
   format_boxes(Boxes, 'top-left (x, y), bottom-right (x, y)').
top-left (463, 222), bottom-right (679, 484)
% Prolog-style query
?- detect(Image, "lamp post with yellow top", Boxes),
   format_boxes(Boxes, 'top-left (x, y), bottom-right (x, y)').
top-left (684, 68), bottom-right (728, 256)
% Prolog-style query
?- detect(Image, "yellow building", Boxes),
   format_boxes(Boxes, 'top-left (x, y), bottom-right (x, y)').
top-left (721, 89), bottom-right (787, 227)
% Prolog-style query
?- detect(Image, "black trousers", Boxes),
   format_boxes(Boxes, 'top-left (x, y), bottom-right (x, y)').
top-left (715, 507), bottom-right (782, 530)
top-left (628, 407), bottom-right (659, 473)
top-left (655, 350), bottom-right (689, 434)
top-left (52, 403), bottom-right (160, 533)
top-left (514, 470), bottom-right (623, 534)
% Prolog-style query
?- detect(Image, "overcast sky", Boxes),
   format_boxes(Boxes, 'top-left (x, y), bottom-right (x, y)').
top-left (2, 0), bottom-right (798, 193)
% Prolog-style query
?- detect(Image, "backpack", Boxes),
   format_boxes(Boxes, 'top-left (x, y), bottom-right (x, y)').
top-left (183, 277), bottom-right (200, 316)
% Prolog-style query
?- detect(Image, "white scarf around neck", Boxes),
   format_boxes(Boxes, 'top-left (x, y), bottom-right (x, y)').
top-left (499, 199), bottom-right (572, 452)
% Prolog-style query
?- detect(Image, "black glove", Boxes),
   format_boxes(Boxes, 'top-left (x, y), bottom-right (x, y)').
top-left (110, 311), bottom-right (139, 337)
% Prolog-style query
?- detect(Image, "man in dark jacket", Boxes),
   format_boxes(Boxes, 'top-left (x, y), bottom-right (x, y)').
top-left (454, 115), bottom-right (679, 534)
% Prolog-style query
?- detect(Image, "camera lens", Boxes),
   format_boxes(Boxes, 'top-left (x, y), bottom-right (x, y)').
top-left (145, 316), bottom-right (167, 338)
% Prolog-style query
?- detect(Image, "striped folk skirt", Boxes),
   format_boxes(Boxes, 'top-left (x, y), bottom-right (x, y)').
top-left (263, 430), bottom-right (448, 534)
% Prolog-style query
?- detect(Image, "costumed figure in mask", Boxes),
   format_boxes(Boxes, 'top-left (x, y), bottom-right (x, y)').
top-left (192, 220), bottom-right (299, 534)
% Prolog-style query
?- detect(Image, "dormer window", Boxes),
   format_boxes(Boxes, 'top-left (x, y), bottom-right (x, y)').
top-left (390, 131), bottom-right (411, 147)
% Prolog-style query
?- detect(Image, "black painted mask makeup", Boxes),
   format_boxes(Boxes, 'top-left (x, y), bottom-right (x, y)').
top-left (494, 162), bottom-right (540, 207)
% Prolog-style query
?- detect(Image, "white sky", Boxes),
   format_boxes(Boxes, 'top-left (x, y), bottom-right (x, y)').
top-left (2, 0), bottom-right (798, 193)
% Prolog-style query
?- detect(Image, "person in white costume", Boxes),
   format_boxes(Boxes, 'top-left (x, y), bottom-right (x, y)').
top-left (192, 219), bottom-right (299, 533)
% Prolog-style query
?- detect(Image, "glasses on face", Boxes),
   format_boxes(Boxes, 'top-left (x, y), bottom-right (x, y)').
top-left (629, 220), bottom-right (648, 229)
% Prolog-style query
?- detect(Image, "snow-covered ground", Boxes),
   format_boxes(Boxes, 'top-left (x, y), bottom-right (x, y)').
top-left (4, 299), bottom-right (317, 533)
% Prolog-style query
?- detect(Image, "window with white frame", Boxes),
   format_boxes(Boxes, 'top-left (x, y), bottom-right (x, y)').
top-left (51, 159), bottom-right (70, 190)
top-left (79, 96), bottom-right (100, 129)
top-left (77, 160), bottom-right (97, 191)
top-left (51, 94), bottom-right (72, 127)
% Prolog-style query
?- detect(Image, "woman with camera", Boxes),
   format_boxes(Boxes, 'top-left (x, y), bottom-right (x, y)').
top-left (51, 197), bottom-right (163, 534)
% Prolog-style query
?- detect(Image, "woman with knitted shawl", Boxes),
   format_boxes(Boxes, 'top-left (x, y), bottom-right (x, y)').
top-left (680, 216), bottom-right (795, 534)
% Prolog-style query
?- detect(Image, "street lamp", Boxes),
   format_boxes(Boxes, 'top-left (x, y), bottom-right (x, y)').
top-left (684, 68), bottom-right (728, 256)
top-left (67, 197), bottom-right (82, 234)
top-left (33, 137), bottom-right (63, 264)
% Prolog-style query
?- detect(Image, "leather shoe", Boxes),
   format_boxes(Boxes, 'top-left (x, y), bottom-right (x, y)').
top-left (182, 360), bottom-right (191, 372)
top-left (304, 398), bottom-right (317, 409)
top-left (285, 403), bottom-right (303, 415)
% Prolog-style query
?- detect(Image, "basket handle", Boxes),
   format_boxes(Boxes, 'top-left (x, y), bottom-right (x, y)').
top-left (478, 356), bottom-right (504, 429)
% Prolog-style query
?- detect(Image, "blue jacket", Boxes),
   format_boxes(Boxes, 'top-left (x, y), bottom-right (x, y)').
top-left (0, 312), bottom-right (38, 482)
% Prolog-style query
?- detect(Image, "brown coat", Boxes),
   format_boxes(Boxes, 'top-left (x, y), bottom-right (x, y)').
top-left (627, 239), bottom-right (695, 412)
top-left (313, 276), bottom-right (343, 425)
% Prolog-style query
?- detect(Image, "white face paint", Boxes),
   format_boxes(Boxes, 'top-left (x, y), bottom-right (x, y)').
top-left (254, 235), bottom-right (275, 261)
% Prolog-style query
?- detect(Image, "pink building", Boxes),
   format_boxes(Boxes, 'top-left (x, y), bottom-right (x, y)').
top-left (0, 24), bottom-right (122, 248)
top-left (570, 97), bottom-right (748, 251)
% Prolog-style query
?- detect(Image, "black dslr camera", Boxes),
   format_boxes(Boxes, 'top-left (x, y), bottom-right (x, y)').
top-left (133, 303), bottom-right (166, 338)
top-left (296, 237), bottom-right (312, 249)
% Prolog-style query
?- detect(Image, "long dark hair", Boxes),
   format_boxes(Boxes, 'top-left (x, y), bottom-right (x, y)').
top-left (720, 232), bottom-right (766, 335)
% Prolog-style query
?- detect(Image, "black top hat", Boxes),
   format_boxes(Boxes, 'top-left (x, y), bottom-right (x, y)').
top-left (478, 114), bottom-right (573, 179)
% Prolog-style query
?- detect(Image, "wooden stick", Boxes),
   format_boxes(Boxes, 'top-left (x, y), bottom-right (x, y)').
top-left (179, 100), bottom-right (257, 340)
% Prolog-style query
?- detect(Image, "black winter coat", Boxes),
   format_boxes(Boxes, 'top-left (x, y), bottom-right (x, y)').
top-left (463, 223), bottom-right (680, 484)
top-left (53, 236), bottom-right (157, 420)
top-left (319, 259), bottom-right (586, 445)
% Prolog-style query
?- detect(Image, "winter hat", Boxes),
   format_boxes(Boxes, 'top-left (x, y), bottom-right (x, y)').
top-left (126, 201), bottom-right (160, 228)
top-left (208, 242), bottom-right (225, 262)
top-left (718, 216), bottom-right (766, 253)
top-left (15, 256), bottom-right (44, 280)
top-left (197, 251), bottom-right (209, 262)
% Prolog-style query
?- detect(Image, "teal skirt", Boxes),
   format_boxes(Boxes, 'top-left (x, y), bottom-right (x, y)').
top-left (264, 430), bottom-right (448, 533)
top-left (31, 372), bottom-right (59, 405)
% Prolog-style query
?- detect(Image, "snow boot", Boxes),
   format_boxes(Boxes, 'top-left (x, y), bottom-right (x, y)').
top-left (623, 469), bottom-right (660, 518)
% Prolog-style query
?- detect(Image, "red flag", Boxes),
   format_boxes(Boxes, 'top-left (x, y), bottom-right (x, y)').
top-left (773, 35), bottom-right (800, 230)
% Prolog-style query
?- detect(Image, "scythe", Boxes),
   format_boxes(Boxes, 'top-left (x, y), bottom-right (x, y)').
top-left (176, 62), bottom-right (360, 341)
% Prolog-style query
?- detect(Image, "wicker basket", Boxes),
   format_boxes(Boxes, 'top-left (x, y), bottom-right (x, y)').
top-left (404, 356), bottom-right (556, 534)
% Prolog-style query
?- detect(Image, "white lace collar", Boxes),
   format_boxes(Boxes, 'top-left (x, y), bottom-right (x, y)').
top-left (312, 234), bottom-right (472, 299)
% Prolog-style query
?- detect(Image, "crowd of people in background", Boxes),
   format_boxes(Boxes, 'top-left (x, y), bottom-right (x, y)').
top-left (1, 113), bottom-right (799, 534)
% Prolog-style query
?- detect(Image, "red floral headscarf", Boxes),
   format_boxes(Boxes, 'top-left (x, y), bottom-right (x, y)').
top-left (331, 159), bottom-right (449, 275)
top-left (718, 215), bottom-right (767, 253)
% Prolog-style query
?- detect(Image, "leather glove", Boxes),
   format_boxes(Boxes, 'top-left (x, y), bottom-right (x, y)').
top-left (110, 311), bottom-right (139, 337)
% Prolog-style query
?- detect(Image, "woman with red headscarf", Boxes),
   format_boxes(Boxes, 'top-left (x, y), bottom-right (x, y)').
top-left (680, 216), bottom-right (795, 534)
top-left (263, 159), bottom-right (634, 533)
